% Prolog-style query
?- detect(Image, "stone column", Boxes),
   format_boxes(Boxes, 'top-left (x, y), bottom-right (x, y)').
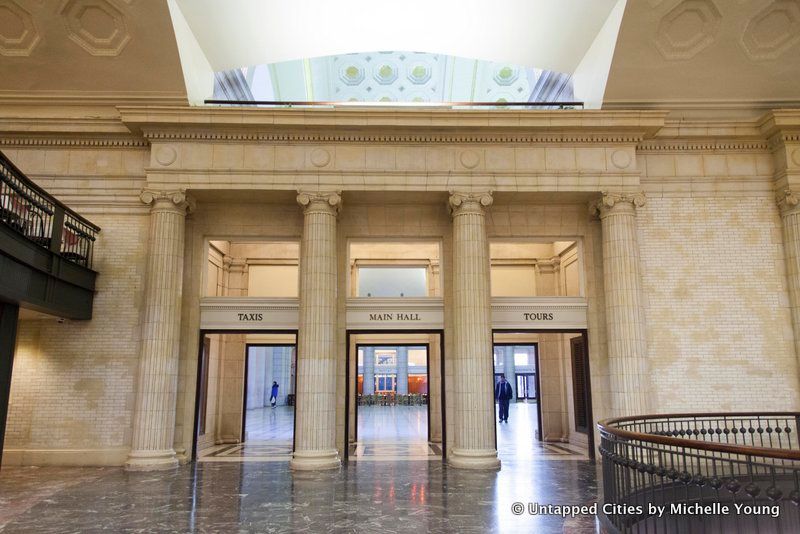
top-left (777, 189), bottom-right (800, 368)
top-left (126, 190), bottom-right (193, 471)
top-left (448, 191), bottom-right (500, 470)
top-left (396, 346), bottom-right (409, 395)
top-left (593, 192), bottom-right (649, 417)
top-left (290, 191), bottom-right (341, 471)
top-left (362, 346), bottom-right (375, 394)
top-left (503, 346), bottom-right (517, 402)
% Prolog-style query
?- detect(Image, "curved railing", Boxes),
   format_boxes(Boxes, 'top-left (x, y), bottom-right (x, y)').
top-left (0, 150), bottom-right (99, 268)
top-left (598, 413), bottom-right (800, 533)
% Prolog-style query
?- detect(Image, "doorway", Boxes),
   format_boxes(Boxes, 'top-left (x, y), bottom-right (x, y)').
top-left (346, 331), bottom-right (445, 462)
top-left (492, 330), bottom-right (593, 461)
top-left (193, 330), bottom-right (297, 462)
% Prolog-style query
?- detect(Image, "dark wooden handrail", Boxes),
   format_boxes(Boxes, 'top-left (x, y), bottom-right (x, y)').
top-left (598, 412), bottom-right (800, 461)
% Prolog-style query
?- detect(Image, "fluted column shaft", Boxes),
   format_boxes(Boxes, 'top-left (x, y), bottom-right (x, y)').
top-left (778, 190), bottom-right (800, 369)
top-left (448, 191), bottom-right (500, 470)
top-left (362, 346), bottom-right (375, 394)
top-left (396, 346), bottom-right (409, 395)
top-left (290, 191), bottom-right (341, 471)
top-left (126, 190), bottom-right (193, 471)
top-left (595, 192), bottom-right (649, 417)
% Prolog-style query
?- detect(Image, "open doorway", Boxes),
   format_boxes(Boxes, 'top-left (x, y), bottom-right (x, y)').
top-left (492, 331), bottom-right (593, 461)
top-left (193, 332), bottom-right (297, 462)
top-left (243, 342), bottom-right (296, 442)
top-left (346, 332), bottom-right (444, 461)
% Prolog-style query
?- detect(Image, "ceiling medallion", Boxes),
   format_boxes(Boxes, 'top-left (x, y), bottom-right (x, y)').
top-left (60, 0), bottom-right (131, 57)
top-left (653, 0), bottom-right (722, 60)
top-left (741, 0), bottom-right (800, 61)
top-left (0, 0), bottom-right (40, 56)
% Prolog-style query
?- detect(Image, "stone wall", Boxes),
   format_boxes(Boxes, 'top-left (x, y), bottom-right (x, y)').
top-left (5, 212), bottom-right (149, 465)
top-left (639, 195), bottom-right (800, 411)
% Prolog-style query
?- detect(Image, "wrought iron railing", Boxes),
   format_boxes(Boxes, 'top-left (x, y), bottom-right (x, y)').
top-left (0, 150), bottom-right (99, 268)
top-left (598, 413), bottom-right (800, 533)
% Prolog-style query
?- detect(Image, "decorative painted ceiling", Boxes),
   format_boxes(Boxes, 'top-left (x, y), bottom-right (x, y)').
top-left (212, 52), bottom-right (575, 104)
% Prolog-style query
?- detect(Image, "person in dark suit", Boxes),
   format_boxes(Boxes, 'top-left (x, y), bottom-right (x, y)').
top-left (495, 374), bottom-right (513, 423)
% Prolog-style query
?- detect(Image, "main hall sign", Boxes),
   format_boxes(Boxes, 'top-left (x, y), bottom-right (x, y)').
top-left (347, 298), bottom-right (443, 330)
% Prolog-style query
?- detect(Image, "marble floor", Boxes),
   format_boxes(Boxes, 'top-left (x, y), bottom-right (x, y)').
top-left (0, 457), bottom-right (600, 533)
top-left (357, 405), bottom-right (428, 442)
top-left (497, 402), bottom-right (590, 462)
top-left (0, 401), bottom-right (600, 532)
top-left (243, 406), bottom-right (295, 442)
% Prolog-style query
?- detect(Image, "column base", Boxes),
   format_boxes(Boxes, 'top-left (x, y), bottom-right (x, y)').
top-left (124, 449), bottom-right (179, 471)
top-left (448, 448), bottom-right (501, 470)
top-left (290, 449), bottom-right (341, 471)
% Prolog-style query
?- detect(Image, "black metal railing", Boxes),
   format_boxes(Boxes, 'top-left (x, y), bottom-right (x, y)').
top-left (204, 99), bottom-right (585, 109)
top-left (0, 151), bottom-right (99, 269)
top-left (598, 413), bottom-right (800, 533)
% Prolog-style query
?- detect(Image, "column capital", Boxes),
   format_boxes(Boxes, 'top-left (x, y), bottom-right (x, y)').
top-left (448, 190), bottom-right (493, 217)
top-left (591, 191), bottom-right (645, 218)
top-left (296, 190), bottom-right (342, 215)
top-left (776, 188), bottom-right (800, 216)
top-left (140, 189), bottom-right (195, 215)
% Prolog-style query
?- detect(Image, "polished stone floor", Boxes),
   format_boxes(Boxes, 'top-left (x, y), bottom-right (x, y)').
top-left (0, 457), bottom-right (599, 533)
top-left (357, 405), bottom-right (428, 442)
top-left (244, 406), bottom-right (295, 442)
top-left (2, 401), bottom-right (600, 532)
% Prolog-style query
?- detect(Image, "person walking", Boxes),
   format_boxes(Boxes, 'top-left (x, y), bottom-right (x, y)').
top-left (269, 381), bottom-right (279, 408)
top-left (495, 374), bottom-right (513, 423)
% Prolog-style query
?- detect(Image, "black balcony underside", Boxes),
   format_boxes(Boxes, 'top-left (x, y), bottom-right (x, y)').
top-left (0, 214), bottom-right (96, 320)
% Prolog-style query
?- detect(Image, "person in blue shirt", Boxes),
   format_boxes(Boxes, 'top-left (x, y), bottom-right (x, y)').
top-left (495, 374), bottom-right (513, 423)
top-left (270, 381), bottom-right (279, 408)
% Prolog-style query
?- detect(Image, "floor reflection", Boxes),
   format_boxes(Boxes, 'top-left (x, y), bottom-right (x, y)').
top-left (0, 457), bottom-right (599, 533)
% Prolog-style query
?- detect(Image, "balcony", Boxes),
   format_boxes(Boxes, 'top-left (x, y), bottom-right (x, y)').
top-left (0, 150), bottom-right (100, 319)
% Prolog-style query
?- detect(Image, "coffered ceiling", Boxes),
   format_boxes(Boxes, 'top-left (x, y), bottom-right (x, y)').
top-left (604, 0), bottom-right (800, 117)
top-left (0, 0), bottom-right (797, 117)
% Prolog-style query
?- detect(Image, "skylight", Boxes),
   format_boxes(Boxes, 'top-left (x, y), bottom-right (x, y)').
top-left (212, 51), bottom-right (576, 105)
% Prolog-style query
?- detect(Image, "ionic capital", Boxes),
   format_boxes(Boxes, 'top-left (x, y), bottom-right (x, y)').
top-left (591, 191), bottom-right (645, 219)
top-left (448, 190), bottom-right (493, 218)
top-left (296, 190), bottom-right (342, 215)
top-left (776, 188), bottom-right (800, 216)
top-left (140, 189), bottom-right (195, 215)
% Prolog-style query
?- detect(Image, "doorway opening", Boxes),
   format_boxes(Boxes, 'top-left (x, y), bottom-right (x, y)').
top-left (346, 332), bottom-right (444, 462)
top-left (492, 330), bottom-right (593, 461)
top-left (193, 331), bottom-right (297, 462)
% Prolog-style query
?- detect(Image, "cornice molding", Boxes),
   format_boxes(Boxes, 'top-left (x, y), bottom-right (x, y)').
top-left (140, 130), bottom-right (650, 145)
top-left (119, 106), bottom-right (668, 142)
top-left (637, 139), bottom-right (769, 153)
top-left (0, 136), bottom-right (149, 148)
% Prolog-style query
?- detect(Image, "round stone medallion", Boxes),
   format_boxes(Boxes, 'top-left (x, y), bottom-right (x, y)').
top-left (155, 146), bottom-right (177, 166)
top-left (460, 150), bottom-right (480, 169)
top-left (310, 148), bottom-right (331, 168)
top-left (792, 148), bottom-right (800, 167)
top-left (611, 149), bottom-right (632, 169)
